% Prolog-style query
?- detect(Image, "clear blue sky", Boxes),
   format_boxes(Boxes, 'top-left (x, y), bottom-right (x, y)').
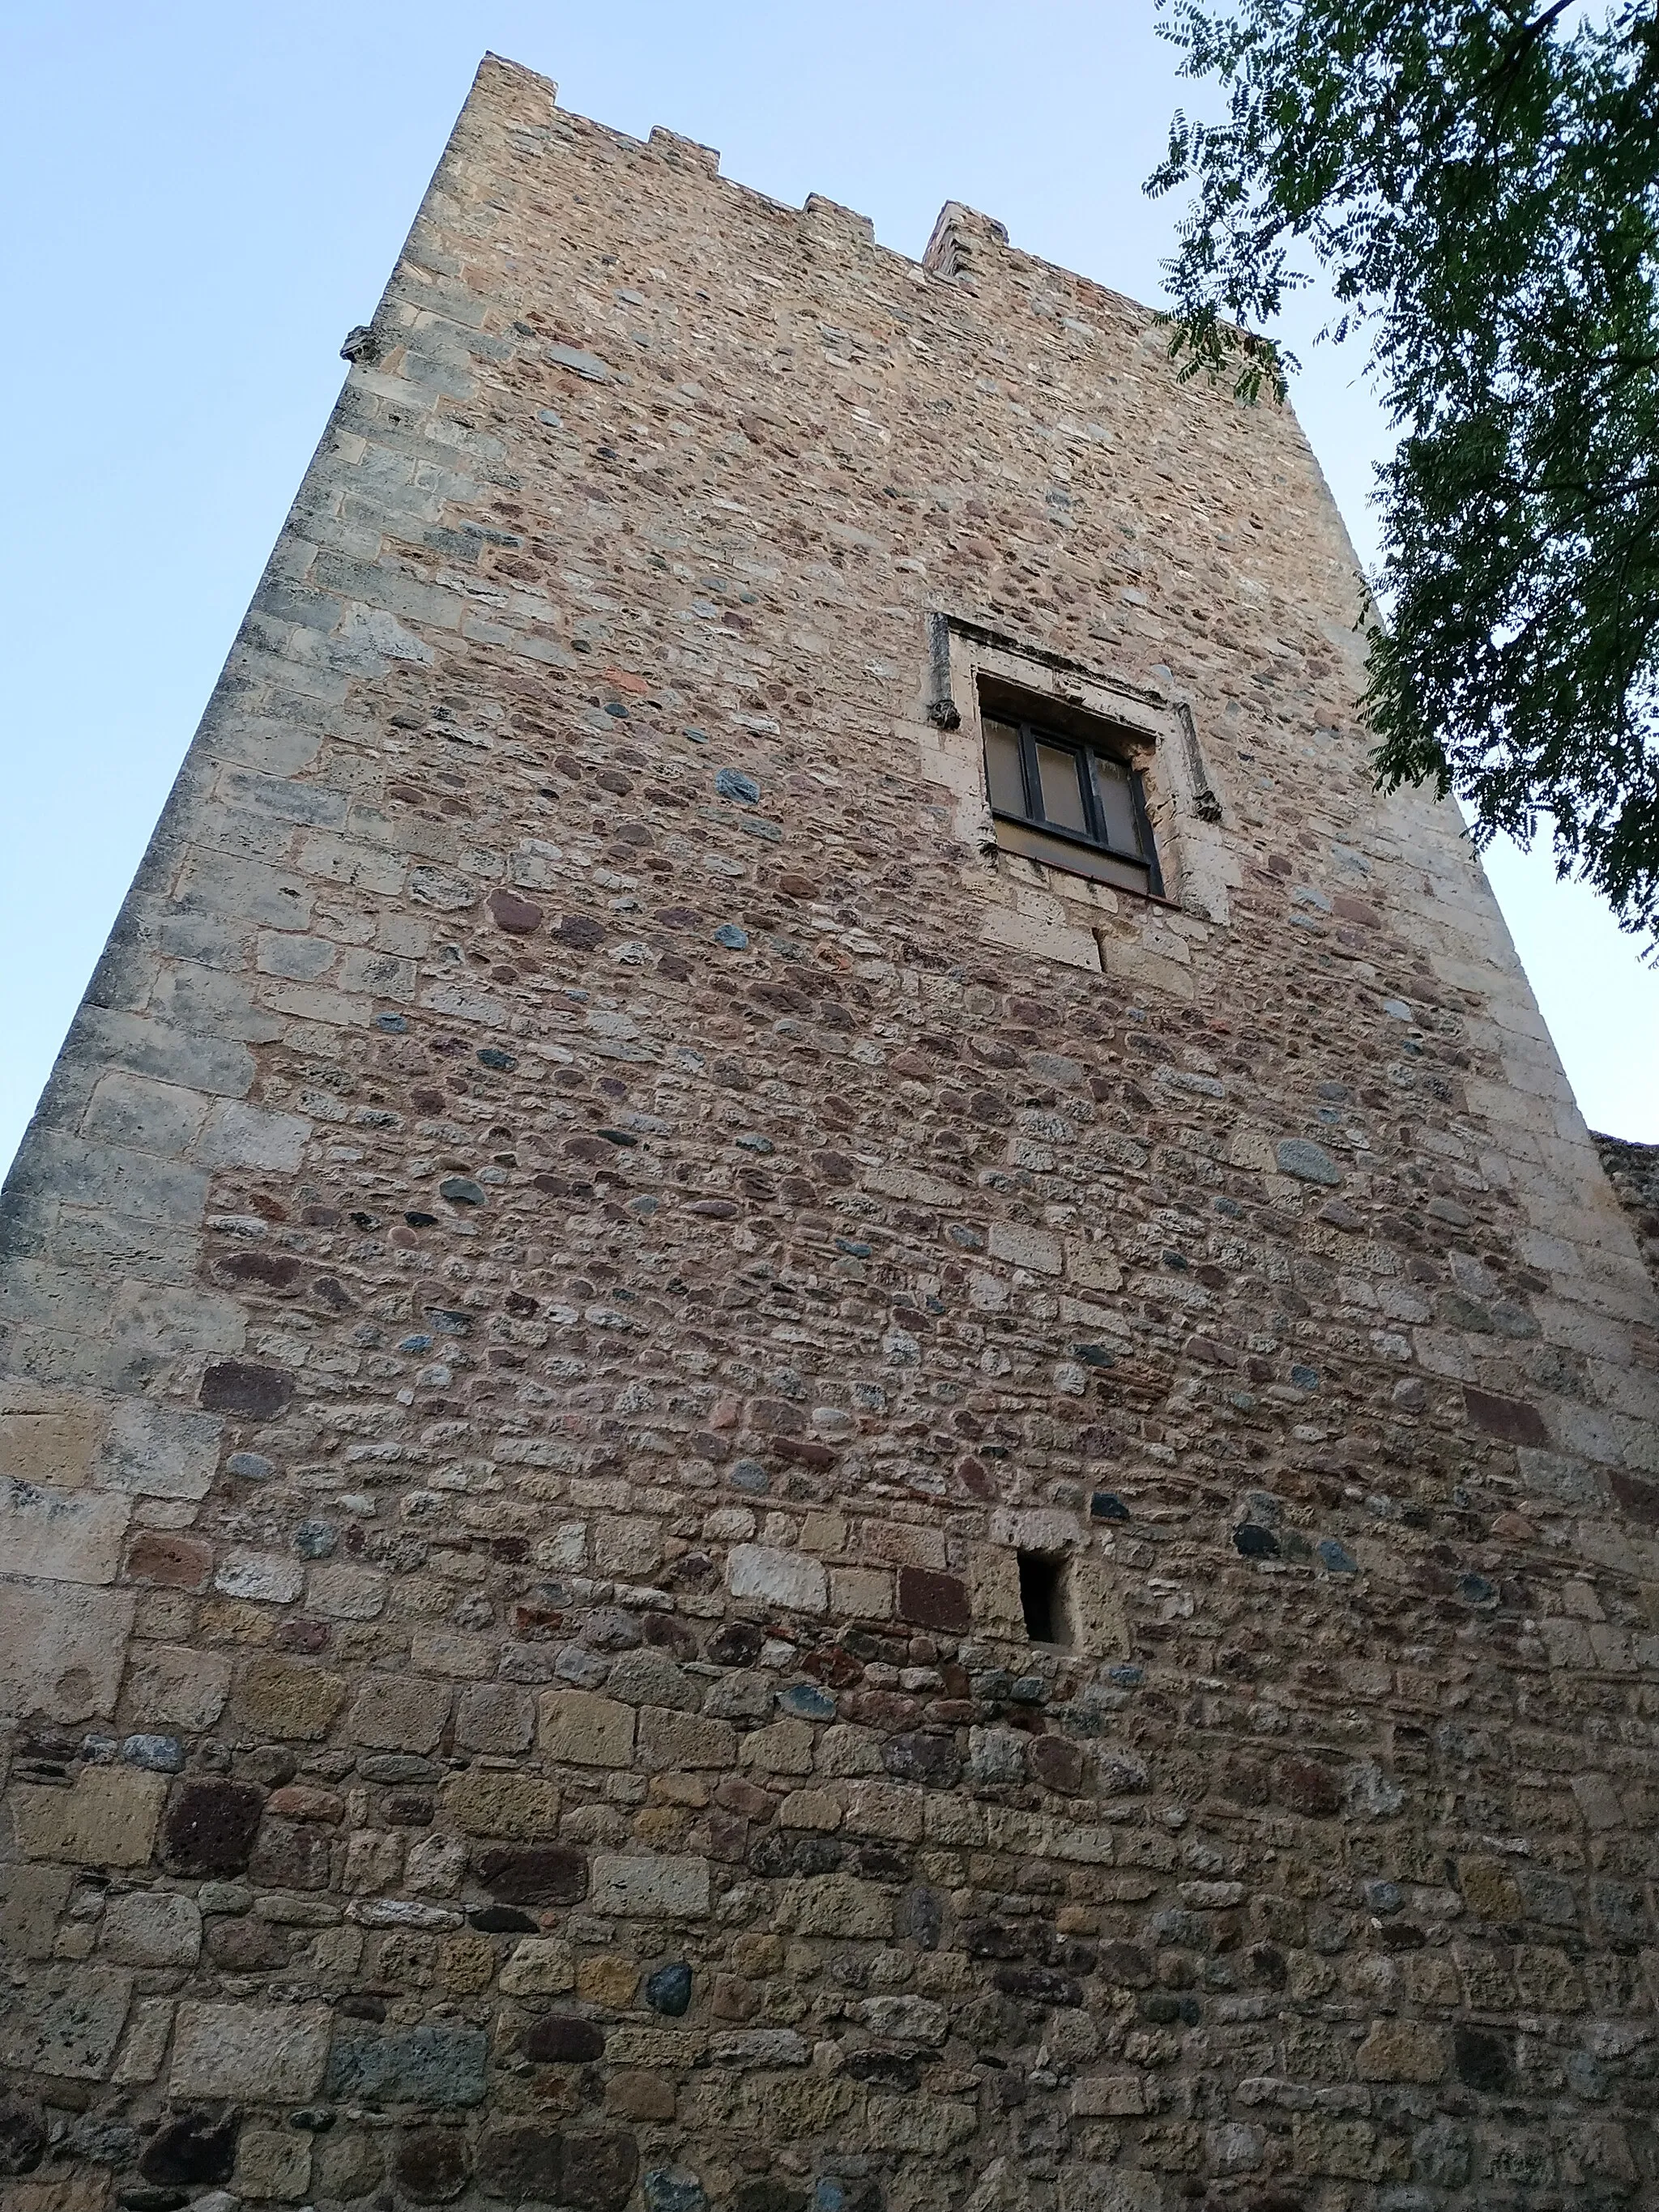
top-left (2, 1), bottom-right (1653, 1168)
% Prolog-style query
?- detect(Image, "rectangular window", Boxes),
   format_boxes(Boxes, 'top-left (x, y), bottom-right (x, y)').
top-left (981, 701), bottom-right (1162, 897)
top-left (1017, 1550), bottom-right (1072, 1647)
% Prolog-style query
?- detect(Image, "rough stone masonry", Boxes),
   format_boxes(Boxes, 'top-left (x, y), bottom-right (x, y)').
top-left (2, 50), bottom-right (1657, 2212)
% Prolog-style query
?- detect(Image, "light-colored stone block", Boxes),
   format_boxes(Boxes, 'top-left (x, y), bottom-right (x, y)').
top-left (11, 1768), bottom-right (165, 1868)
top-left (103, 1890), bottom-right (203, 1967)
top-left (0, 1389), bottom-right (103, 1488)
top-left (0, 1478), bottom-right (129, 1584)
top-left (0, 1579), bottom-right (135, 1723)
top-left (126, 1644), bottom-right (233, 1730)
top-left (988, 1221), bottom-right (1063, 1275)
top-left (195, 1099), bottom-right (311, 1171)
top-left (728, 1543), bottom-right (828, 1613)
top-left (214, 1549), bottom-right (304, 1604)
top-left (591, 1854), bottom-right (710, 1919)
top-left (169, 2000), bottom-right (332, 2099)
top-left (497, 1937), bottom-right (576, 1994)
top-left (442, 1771), bottom-right (561, 1839)
top-left (0, 1966), bottom-right (133, 2079)
top-left (981, 904), bottom-right (1102, 973)
top-left (349, 1673), bottom-right (452, 1753)
top-left (538, 1688), bottom-right (636, 1766)
top-left (97, 1398), bottom-right (221, 1501)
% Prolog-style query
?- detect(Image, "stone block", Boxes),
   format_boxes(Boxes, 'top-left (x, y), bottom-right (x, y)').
top-left (0, 1390), bottom-right (102, 1487)
top-left (160, 1776), bottom-right (265, 1875)
top-left (324, 2022), bottom-right (488, 2107)
top-left (0, 1478), bottom-right (129, 1584)
top-left (349, 1672), bottom-right (452, 1752)
top-left (896, 1564), bottom-right (972, 1632)
top-left (112, 1996), bottom-right (177, 2086)
top-left (786, 1873), bottom-right (893, 1938)
top-left (238, 1656), bottom-right (348, 1739)
top-left (214, 1548), bottom-right (303, 1603)
top-left (13, 1768), bottom-right (165, 1868)
top-left (591, 1854), bottom-right (710, 1919)
top-left (0, 1862), bottom-right (74, 1958)
top-left (1066, 1242), bottom-right (1123, 1292)
top-left (1056, 2167), bottom-right (1165, 2212)
top-left (1356, 2019), bottom-right (1450, 2082)
top-left (0, 1966), bottom-right (133, 2080)
top-left (195, 1099), bottom-right (310, 1171)
top-left (988, 1221), bottom-right (1063, 1274)
top-left (443, 1771), bottom-right (560, 1838)
top-left (474, 1843), bottom-right (588, 1904)
top-left (102, 1890), bottom-right (203, 1967)
top-left (739, 1718), bottom-right (815, 1776)
top-left (83, 1072), bottom-right (211, 1155)
top-left (539, 1688), bottom-right (636, 1766)
top-left (170, 2000), bottom-right (331, 2099)
top-left (636, 1706), bottom-right (737, 1771)
top-left (830, 1565), bottom-right (893, 1618)
top-left (607, 1647), bottom-right (700, 1709)
top-left (981, 904), bottom-right (1101, 972)
top-left (498, 1936), bottom-right (577, 1994)
top-left (0, 1579), bottom-right (134, 1722)
top-left (968, 1545), bottom-right (1025, 1634)
top-left (126, 1645), bottom-right (232, 1730)
top-left (124, 1530), bottom-right (213, 1588)
top-left (727, 1543), bottom-right (827, 1613)
top-left (97, 1398), bottom-right (221, 1501)
top-left (234, 2128), bottom-right (312, 2202)
top-left (455, 1681), bottom-right (535, 1754)
top-left (306, 1560), bottom-right (387, 1618)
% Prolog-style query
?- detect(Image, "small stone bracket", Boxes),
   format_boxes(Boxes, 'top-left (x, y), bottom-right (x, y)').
top-left (1175, 701), bottom-right (1224, 825)
top-left (925, 612), bottom-right (961, 729)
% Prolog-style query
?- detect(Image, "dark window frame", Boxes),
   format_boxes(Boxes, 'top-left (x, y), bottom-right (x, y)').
top-left (983, 710), bottom-right (1164, 899)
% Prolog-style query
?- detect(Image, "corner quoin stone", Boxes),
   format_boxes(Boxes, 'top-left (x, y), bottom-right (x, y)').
top-left (0, 46), bottom-right (1655, 2212)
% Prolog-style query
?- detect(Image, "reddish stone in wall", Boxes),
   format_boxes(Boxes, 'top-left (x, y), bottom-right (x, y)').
top-left (897, 1566), bottom-right (973, 1633)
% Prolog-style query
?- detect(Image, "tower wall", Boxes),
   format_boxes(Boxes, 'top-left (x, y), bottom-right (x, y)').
top-left (3, 54), bottom-right (1657, 2212)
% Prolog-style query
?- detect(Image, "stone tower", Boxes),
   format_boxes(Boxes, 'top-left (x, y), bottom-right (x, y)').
top-left (3, 53), bottom-right (1657, 2212)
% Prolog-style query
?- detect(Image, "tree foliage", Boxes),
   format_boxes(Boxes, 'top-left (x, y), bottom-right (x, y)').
top-left (1148, 0), bottom-right (1659, 939)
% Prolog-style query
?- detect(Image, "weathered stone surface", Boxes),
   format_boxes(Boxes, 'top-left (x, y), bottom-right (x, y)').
top-left (349, 1673), bottom-right (451, 1752)
top-left (127, 1644), bottom-right (232, 1729)
top-left (161, 1777), bottom-right (265, 1874)
top-left (0, 2095), bottom-right (49, 2176)
top-left (169, 2001), bottom-right (331, 2099)
top-left (13, 1768), bottom-right (164, 1867)
top-left (0, 1968), bottom-right (132, 2080)
top-left (591, 1855), bottom-right (710, 1919)
top-left (0, 1578), bottom-right (134, 1722)
top-left (727, 1544), bottom-right (828, 1613)
top-left (474, 1843), bottom-right (587, 1904)
top-left (237, 1656), bottom-right (347, 1738)
top-left (523, 2013), bottom-right (607, 2062)
top-left (324, 2022), bottom-right (488, 2106)
top-left (139, 2111), bottom-right (239, 2186)
top-left (393, 2127), bottom-right (471, 2202)
top-left (442, 1771), bottom-right (560, 1838)
top-left (539, 1687), bottom-right (635, 1765)
top-left (0, 1477), bottom-right (128, 1584)
top-left (102, 1890), bottom-right (203, 1967)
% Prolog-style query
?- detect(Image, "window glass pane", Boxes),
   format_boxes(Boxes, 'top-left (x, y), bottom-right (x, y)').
top-left (1091, 752), bottom-right (1143, 855)
top-left (983, 719), bottom-right (1026, 816)
top-left (1035, 742), bottom-right (1089, 833)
